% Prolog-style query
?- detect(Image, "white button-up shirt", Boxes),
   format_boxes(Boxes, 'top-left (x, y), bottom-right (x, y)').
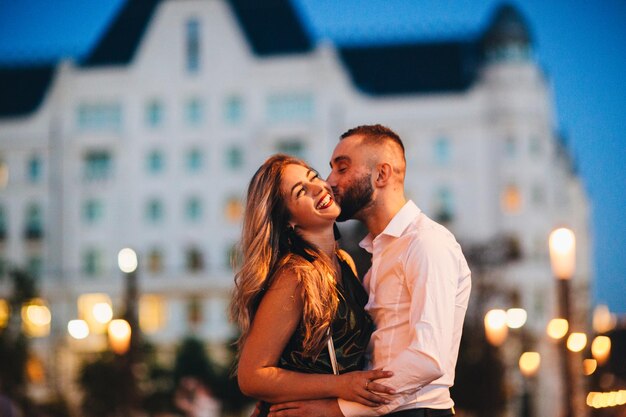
top-left (338, 201), bottom-right (471, 416)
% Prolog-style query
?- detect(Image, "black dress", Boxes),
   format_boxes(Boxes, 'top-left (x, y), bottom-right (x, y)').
top-left (258, 256), bottom-right (374, 416)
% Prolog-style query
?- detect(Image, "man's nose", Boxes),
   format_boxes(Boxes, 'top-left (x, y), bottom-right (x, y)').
top-left (326, 171), bottom-right (336, 187)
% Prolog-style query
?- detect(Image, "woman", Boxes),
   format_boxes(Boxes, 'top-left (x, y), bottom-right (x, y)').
top-left (230, 154), bottom-right (393, 415)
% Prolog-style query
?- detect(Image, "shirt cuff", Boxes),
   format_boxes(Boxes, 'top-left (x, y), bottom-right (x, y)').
top-left (337, 399), bottom-right (379, 417)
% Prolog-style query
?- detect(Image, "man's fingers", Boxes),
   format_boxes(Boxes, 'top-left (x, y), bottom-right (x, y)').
top-left (367, 381), bottom-right (396, 395)
top-left (268, 404), bottom-right (302, 417)
top-left (362, 391), bottom-right (390, 405)
top-left (367, 369), bottom-right (394, 380)
top-left (269, 402), bottom-right (299, 412)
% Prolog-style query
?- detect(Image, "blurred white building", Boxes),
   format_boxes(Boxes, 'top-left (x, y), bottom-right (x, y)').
top-left (0, 0), bottom-right (590, 415)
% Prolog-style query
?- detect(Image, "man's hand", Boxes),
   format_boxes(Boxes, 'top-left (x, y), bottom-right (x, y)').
top-left (333, 369), bottom-right (394, 406)
top-left (268, 399), bottom-right (343, 417)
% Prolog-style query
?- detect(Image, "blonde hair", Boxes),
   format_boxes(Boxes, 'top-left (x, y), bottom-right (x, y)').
top-left (230, 154), bottom-right (339, 358)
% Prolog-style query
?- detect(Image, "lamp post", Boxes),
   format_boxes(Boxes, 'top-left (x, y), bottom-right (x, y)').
top-left (549, 227), bottom-right (576, 417)
top-left (117, 247), bottom-right (140, 415)
top-left (519, 351), bottom-right (541, 417)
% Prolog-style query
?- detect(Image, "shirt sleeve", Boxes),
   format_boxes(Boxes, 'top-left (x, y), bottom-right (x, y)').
top-left (338, 231), bottom-right (462, 416)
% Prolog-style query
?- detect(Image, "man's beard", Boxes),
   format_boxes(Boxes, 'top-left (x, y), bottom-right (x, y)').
top-left (336, 173), bottom-right (373, 222)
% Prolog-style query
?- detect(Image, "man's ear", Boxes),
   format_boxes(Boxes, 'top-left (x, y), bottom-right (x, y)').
top-left (374, 163), bottom-right (392, 187)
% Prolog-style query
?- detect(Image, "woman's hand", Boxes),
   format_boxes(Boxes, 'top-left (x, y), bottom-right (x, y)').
top-left (332, 369), bottom-right (395, 406)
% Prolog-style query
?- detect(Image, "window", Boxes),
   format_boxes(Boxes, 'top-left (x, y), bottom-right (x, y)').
top-left (77, 103), bottom-right (122, 131)
top-left (82, 249), bottom-right (103, 277)
top-left (224, 196), bottom-right (243, 223)
top-left (433, 187), bottom-right (454, 224)
top-left (186, 247), bottom-right (204, 273)
top-left (146, 199), bottom-right (164, 223)
top-left (146, 100), bottom-right (164, 127)
top-left (78, 293), bottom-right (112, 332)
top-left (187, 297), bottom-right (203, 326)
top-left (501, 184), bottom-right (522, 213)
top-left (226, 243), bottom-right (241, 270)
top-left (0, 205), bottom-right (6, 240)
top-left (186, 19), bottom-right (201, 73)
top-left (0, 158), bottom-right (8, 189)
top-left (185, 98), bottom-right (204, 126)
top-left (147, 150), bottom-right (165, 174)
top-left (531, 184), bottom-right (545, 206)
top-left (529, 136), bottom-right (542, 156)
top-left (24, 203), bottom-right (43, 240)
top-left (225, 146), bottom-right (243, 170)
top-left (147, 249), bottom-right (164, 274)
top-left (83, 199), bottom-right (104, 224)
top-left (266, 93), bottom-right (313, 123)
top-left (27, 256), bottom-right (43, 280)
top-left (434, 137), bottom-right (451, 165)
top-left (276, 140), bottom-right (305, 159)
top-left (186, 149), bottom-right (203, 173)
top-left (84, 151), bottom-right (112, 181)
top-left (224, 96), bottom-right (243, 124)
top-left (27, 156), bottom-right (42, 183)
top-left (139, 295), bottom-right (167, 333)
top-left (185, 197), bottom-right (202, 222)
top-left (504, 137), bottom-right (516, 158)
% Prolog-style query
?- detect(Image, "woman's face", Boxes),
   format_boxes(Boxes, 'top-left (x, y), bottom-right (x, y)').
top-left (280, 163), bottom-right (340, 230)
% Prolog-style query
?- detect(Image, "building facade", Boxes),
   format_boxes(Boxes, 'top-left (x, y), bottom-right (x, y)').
top-left (0, 0), bottom-right (590, 415)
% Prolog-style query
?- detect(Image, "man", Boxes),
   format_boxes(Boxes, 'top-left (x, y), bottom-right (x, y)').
top-left (268, 125), bottom-right (471, 417)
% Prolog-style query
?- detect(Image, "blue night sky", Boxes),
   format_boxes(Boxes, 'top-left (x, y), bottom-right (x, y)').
top-left (0, 0), bottom-right (625, 313)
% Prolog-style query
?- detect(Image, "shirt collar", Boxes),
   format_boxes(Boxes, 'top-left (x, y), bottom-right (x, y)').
top-left (358, 200), bottom-right (421, 252)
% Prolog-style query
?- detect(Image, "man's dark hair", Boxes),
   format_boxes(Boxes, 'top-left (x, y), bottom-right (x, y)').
top-left (340, 124), bottom-right (405, 155)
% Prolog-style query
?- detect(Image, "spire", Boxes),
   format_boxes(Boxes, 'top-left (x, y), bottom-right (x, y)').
top-left (482, 3), bottom-right (532, 62)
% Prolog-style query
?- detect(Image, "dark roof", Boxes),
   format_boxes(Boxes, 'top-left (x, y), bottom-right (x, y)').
top-left (339, 41), bottom-right (481, 96)
top-left (0, 65), bottom-right (55, 119)
top-left (80, 0), bottom-right (161, 67)
top-left (0, 1), bottom-right (531, 119)
top-left (226, 0), bottom-right (313, 56)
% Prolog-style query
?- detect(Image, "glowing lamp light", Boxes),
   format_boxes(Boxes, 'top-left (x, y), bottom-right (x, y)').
top-left (92, 302), bottom-right (113, 324)
top-left (592, 304), bottom-right (616, 334)
top-left (546, 318), bottom-right (569, 340)
top-left (484, 309), bottom-right (508, 346)
top-left (583, 359), bottom-right (598, 376)
top-left (21, 299), bottom-right (51, 337)
top-left (108, 319), bottom-right (131, 354)
top-left (0, 299), bottom-right (9, 328)
top-left (506, 308), bottom-right (527, 329)
top-left (68, 319), bottom-right (90, 340)
top-left (25, 304), bottom-right (51, 326)
top-left (519, 352), bottom-right (541, 377)
top-left (591, 336), bottom-right (611, 365)
top-left (118, 248), bottom-right (138, 273)
top-left (549, 227), bottom-right (576, 279)
top-left (567, 332), bottom-right (587, 352)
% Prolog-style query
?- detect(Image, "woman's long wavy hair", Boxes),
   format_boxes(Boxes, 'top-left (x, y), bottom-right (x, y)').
top-left (230, 154), bottom-right (339, 359)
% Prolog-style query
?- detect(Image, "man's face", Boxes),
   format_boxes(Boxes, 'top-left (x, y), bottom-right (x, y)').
top-left (326, 135), bottom-right (374, 222)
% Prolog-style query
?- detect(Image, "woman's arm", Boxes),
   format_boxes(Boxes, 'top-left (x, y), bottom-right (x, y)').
top-left (237, 270), bottom-right (393, 406)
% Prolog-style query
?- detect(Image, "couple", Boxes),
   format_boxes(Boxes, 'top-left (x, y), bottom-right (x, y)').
top-left (231, 125), bottom-right (472, 417)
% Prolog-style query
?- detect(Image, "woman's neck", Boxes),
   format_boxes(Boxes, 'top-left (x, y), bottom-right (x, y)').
top-left (298, 225), bottom-right (336, 258)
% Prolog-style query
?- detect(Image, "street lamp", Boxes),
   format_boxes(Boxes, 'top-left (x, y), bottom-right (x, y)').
top-left (519, 351), bottom-right (541, 417)
top-left (549, 227), bottom-right (576, 417)
top-left (591, 336), bottom-right (611, 366)
top-left (116, 247), bottom-right (141, 414)
top-left (108, 319), bottom-right (131, 355)
top-left (484, 309), bottom-right (508, 346)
